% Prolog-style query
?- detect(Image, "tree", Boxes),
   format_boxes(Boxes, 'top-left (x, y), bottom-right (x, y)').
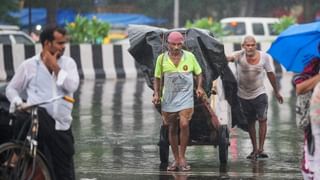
top-left (185, 17), bottom-right (226, 37)
top-left (65, 15), bottom-right (110, 44)
top-left (46, 0), bottom-right (59, 25)
top-left (16, 0), bottom-right (320, 29)
top-left (136, 0), bottom-right (173, 27)
top-left (136, 0), bottom-right (317, 27)
top-left (0, 0), bottom-right (19, 25)
top-left (303, 0), bottom-right (320, 22)
top-left (272, 16), bottom-right (296, 34)
top-left (22, 0), bottom-right (93, 25)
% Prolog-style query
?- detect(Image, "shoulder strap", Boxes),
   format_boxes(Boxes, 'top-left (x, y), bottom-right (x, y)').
top-left (159, 53), bottom-right (165, 97)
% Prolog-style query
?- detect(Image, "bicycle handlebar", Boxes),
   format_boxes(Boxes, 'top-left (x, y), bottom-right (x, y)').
top-left (17, 95), bottom-right (75, 111)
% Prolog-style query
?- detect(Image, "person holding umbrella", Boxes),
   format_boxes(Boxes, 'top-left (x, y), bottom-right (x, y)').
top-left (267, 21), bottom-right (320, 179)
top-left (293, 57), bottom-right (320, 180)
top-left (310, 80), bottom-right (320, 180)
top-left (152, 31), bottom-right (205, 171)
top-left (227, 35), bottom-right (283, 160)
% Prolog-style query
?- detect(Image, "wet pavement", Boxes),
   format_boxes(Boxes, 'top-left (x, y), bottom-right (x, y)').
top-left (72, 74), bottom-right (303, 180)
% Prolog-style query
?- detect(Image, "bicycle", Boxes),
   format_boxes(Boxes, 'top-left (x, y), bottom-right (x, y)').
top-left (0, 95), bottom-right (74, 180)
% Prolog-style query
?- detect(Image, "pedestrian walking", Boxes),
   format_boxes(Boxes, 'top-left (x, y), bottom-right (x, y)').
top-left (227, 35), bottom-right (283, 160)
top-left (293, 58), bottom-right (320, 180)
top-left (310, 81), bottom-right (320, 180)
top-left (152, 31), bottom-right (205, 171)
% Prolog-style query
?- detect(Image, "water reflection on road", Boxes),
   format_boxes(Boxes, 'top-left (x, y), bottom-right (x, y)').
top-left (73, 74), bottom-right (302, 180)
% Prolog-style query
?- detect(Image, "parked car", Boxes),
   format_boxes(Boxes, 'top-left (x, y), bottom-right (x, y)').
top-left (0, 25), bottom-right (35, 45)
top-left (220, 17), bottom-right (279, 44)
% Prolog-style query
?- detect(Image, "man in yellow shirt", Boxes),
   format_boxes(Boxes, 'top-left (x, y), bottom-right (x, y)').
top-left (152, 31), bottom-right (204, 171)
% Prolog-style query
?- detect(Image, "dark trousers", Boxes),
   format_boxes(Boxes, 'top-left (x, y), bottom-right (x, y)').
top-left (14, 108), bottom-right (75, 180)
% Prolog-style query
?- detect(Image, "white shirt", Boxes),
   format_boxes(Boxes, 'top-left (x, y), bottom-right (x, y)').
top-left (6, 54), bottom-right (80, 130)
top-left (234, 51), bottom-right (273, 99)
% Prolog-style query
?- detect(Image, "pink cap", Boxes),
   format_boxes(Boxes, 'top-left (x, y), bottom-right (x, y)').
top-left (167, 31), bottom-right (184, 43)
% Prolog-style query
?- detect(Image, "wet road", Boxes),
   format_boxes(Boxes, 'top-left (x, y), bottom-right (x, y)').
top-left (72, 74), bottom-right (303, 180)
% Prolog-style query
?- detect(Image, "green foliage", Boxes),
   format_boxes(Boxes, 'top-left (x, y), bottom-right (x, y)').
top-left (24, 0), bottom-right (93, 12)
top-left (185, 18), bottom-right (211, 29)
top-left (185, 17), bottom-right (226, 37)
top-left (0, 0), bottom-right (19, 25)
top-left (272, 16), bottom-right (296, 35)
top-left (65, 15), bottom-right (110, 44)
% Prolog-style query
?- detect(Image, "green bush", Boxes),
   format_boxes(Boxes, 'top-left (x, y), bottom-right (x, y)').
top-left (272, 16), bottom-right (296, 35)
top-left (66, 15), bottom-right (110, 44)
top-left (185, 17), bottom-right (226, 37)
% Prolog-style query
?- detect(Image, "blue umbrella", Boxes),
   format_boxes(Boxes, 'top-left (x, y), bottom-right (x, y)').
top-left (268, 21), bottom-right (320, 73)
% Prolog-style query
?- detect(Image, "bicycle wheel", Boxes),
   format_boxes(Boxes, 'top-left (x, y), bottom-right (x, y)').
top-left (0, 142), bottom-right (53, 180)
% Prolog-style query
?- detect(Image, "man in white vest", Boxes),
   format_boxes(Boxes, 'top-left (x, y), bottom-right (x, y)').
top-left (227, 35), bottom-right (283, 160)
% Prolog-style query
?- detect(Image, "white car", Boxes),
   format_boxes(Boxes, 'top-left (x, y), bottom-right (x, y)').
top-left (220, 17), bottom-right (279, 44)
top-left (0, 25), bottom-right (35, 45)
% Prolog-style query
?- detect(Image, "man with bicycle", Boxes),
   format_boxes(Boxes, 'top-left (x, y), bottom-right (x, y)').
top-left (6, 25), bottom-right (79, 180)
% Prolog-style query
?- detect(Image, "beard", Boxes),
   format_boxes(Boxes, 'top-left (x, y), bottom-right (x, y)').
top-left (169, 47), bottom-right (181, 55)
top-left (55, 49), bottom-right (64, 59)
top-left (246, 50), bottom-right (255, 57)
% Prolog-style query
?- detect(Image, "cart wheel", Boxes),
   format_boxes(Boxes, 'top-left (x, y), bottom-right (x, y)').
top-left (158, 125), bottom-right (169, 163)
top-left (218, 125), bottom-right (229, 164)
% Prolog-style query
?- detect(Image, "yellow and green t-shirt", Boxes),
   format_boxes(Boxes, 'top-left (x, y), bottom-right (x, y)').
top-left (154, 50), bottom-right (202, 112)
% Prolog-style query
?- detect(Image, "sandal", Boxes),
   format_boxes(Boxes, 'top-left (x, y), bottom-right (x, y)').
top-left (179, 164), bottom-right (191, 171)
top-left (179, 159), bottom-right (191, 171)
top-left (257, 150), bottom-right (269, 158)
top-left (246, 151), bottom-right (257, 160)
top-left (167, 161), bottom-right (179, 171)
